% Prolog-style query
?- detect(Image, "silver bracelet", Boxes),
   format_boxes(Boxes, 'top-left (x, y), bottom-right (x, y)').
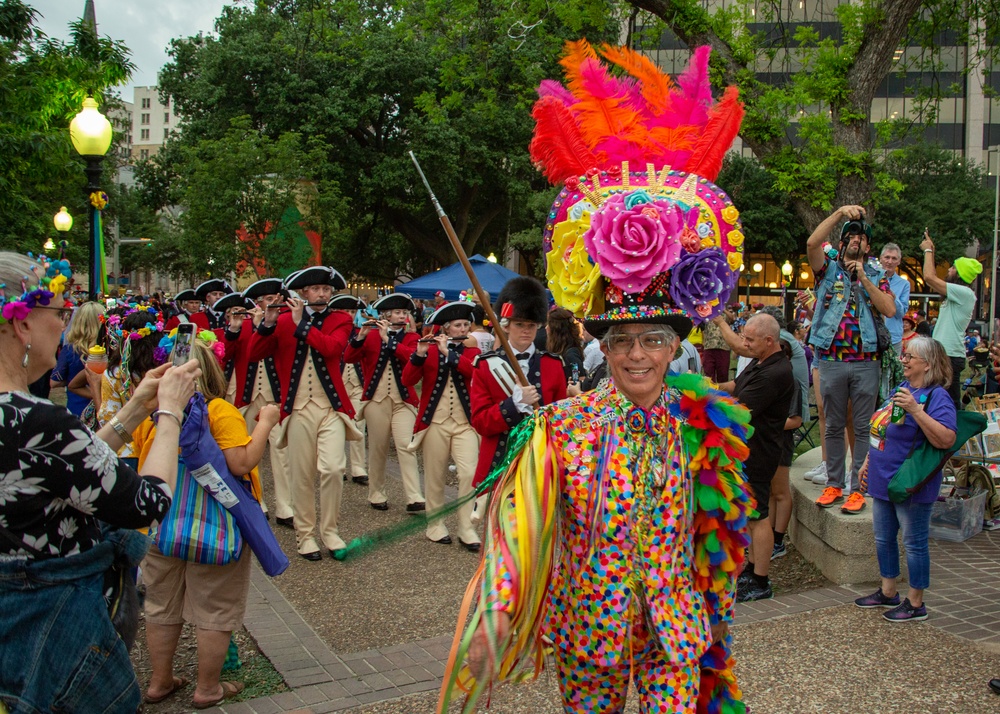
top-left (151, 409), bottom-right (183, 428)
top-left (109, 415), bottom-right (133, 444)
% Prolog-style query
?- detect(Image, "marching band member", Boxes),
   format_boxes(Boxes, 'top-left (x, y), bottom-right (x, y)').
top-left (401, 301), bottom-right (481, 551)
top-left (470, 277), bottom-right (567, 488)
top-left (330, 294), bottom-right (369, 486)
top-left (211, 291), bottom-right (255, 400)
top-left (164, 288), bottom-right (209, 331)
top-left (222, 278), bottom-right (294, 527)
top-left (194, 278), bottom-right (235, 330)
top-left (248, 267), bottom-right (359, 561)
top-left (345, 293), bottom-right (424, 512)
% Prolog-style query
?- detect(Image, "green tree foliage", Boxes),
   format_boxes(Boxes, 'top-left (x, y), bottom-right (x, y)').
top-left (0, 0), bottom-right (133, 257)
top-left (151, 0), bottom-right (620, 280)
top-left (616, 0), bottom-right (996, 233)
top-left (714, 154), bottom-right (808, 264)
top-left (876, 143), bottom-right (993, 267)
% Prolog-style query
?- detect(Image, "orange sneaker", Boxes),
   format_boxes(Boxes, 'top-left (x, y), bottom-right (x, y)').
top-left (841, 491), bottom-right (867, 514)
top-left (815, 486), bottom-right (844, 508)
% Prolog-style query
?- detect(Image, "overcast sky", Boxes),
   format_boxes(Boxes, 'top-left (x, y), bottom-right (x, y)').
top-left (31, 0), bottom-right (235, 101)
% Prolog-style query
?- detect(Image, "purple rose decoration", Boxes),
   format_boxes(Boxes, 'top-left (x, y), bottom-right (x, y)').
top-left (668, 248), bottom-right (738, 324)
top-left (583, 192), bottom-right (684, 294)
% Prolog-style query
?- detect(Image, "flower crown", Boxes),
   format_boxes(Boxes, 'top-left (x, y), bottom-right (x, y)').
top-left (0, 253), bottom-right (73, 324)
top-left (155, 328), bottom-right (226, 365)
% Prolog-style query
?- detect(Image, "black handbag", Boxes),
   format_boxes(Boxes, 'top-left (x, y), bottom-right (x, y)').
top-left (858, 283), bottom-right (892, 354)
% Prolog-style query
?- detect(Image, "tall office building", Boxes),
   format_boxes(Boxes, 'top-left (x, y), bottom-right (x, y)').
top-left (131, 86), bottom-right (176, 161)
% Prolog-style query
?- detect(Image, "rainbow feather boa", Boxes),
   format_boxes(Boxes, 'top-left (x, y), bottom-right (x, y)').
top-left (438, 373), bottom-right (754, 714)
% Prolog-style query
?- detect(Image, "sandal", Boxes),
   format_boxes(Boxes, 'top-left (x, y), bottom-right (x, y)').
top-left (144, 676), bottom-right (189, 704)
top-left (192, 680), bottom-right (245, 710)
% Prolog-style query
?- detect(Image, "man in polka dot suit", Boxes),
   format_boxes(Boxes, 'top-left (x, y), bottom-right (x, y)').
top-left (247, 267), bottom-right (360, 561)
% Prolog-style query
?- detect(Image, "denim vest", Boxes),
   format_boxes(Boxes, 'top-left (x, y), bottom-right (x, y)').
top-left (0, 530), bottom-right (148, 714)
top-left (808, 258), bottom-right (885, 353)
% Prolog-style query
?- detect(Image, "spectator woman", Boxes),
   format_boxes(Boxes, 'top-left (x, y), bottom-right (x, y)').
top-left (0, 251), bottom-right (199, 713)
top-left (546, 307), bottom-right (585, 380)
top-left (136, 338), bottom-right (279, 709)
top-left (50, 300), bottom-right (105, 416)
top-left (466, 304), bottom-right (495, 353)
top-left (901, 311), bottom-right (918, 353)
top-left (855, 336), bottom-right (957, 621)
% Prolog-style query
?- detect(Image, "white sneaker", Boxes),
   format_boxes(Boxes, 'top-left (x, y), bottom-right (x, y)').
top-left (810, 472), bottom-right (829, 485)
top-left (804, 462), bottom-right (827, 479)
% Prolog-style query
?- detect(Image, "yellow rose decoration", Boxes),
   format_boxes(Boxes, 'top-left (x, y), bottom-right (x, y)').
top-left (727, 229), bottom-right (744, 248)
top-left (47, 274), bottom-right (68, 297)
top-left (547, 219), bottom-right (603, 317)
top-left (722, 205), bottom-right (740, 224)
top-left (727, 251), bottom-right (743, 271)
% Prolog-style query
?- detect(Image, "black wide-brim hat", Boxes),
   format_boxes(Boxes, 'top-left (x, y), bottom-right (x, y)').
top-left (174, 289), bottom-right (198, 303)
top-left (194, 278), bottom-right (234, 301)
top-left (372, 293), bottom-right (415, 313)
top-left (213, 293), bottom-right (254, 313)
top-left (329, 294), bottom-right (367, 310)
top-left (243, 278), bottom-right (287, 301)
top-left (583, 310), bottom-right (693, 341)
top-left (283, 266), bottom-right (347, 291)
top-left (428, 301), bottom-right (475, 326)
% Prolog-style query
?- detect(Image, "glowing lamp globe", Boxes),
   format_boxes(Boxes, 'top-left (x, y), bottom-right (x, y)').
top-left (70, 98), bottom-right (113, 157)
top-left (54, 207), bottom-right (73, 232)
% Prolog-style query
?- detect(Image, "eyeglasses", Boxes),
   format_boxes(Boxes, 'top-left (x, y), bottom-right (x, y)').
top-left (604, 331), bottom-right (670, 354)
top-left (900, 353), bottom-right (924, 363)
top-left (35, 306), bottom-right (74, 325)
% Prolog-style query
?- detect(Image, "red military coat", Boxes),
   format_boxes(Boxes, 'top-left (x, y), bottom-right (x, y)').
top-left (470, 349), bottom-right (566, 486)
top-left (344, 329), bottom-right (420, 408)
top-left (247, 308), bottom-right (354, 419)
top-left (164, 310), bottom-right (209, 332)
top-left (401, 342), bottom-right (480, 435)
top-left (222, 321), bottom-right (281, 409)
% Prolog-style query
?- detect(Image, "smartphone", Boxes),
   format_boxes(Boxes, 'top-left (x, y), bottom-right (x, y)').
top-left (171, 323), bottom-right (195, 366)
top-left (571, 363), bottom-right (580, 383)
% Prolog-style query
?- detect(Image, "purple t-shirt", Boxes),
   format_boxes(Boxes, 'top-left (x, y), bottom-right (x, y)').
top-left (867, 383), bottom-right (956, 503)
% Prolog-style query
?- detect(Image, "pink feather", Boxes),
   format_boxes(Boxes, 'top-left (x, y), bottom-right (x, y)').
top-left (671, 46), bottom-right (713, 127)
top-left (537, 80), bottom-right (575, 107)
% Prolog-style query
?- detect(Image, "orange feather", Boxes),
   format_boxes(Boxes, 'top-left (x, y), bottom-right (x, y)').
top-left (529, 96), bottom-right (601, 183)
top-left (598, 44), bottom-right (673, 115)
top-left (559, 39), bottom-right (598, 98)
top-left (682, 85), bottom-right (744, 181)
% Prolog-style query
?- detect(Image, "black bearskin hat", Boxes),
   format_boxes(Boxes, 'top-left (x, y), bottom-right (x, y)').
top-left (493, 277), bottom-right (548, 325)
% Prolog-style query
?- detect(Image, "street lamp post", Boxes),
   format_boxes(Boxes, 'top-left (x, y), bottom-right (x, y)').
top-left (989, 146), bottom-right (1000, 339)
top-left (69, 97), bottom-right (113, 301)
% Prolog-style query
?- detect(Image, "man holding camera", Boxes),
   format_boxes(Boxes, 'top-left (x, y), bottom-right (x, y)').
top-left (806, 206), bottom-right (896, 513)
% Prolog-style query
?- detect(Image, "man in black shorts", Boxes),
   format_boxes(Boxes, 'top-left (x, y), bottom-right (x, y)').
top-left (719, 313), bottom-right (794, 601)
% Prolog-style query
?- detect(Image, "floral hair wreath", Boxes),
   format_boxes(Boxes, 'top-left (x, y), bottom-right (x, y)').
top-left (0, 252), bottom-right (73, 324)
top-left (155, 328), bottom-right (226, 365)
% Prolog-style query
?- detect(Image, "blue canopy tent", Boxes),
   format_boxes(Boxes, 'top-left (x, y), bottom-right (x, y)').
top-left (397, 254), bottom-right (522, 302)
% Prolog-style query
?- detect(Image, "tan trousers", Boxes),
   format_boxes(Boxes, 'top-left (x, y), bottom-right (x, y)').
top-left (364, 397), bottom-right (423, 505)
top-left (241, 395), bottom-right (292, 521)
top-left (284, 401), bottom-right (348, 553)
top-left (346, 386), bottom-right (368, 478)
top-left (422, 419), bottom-right (480, 543)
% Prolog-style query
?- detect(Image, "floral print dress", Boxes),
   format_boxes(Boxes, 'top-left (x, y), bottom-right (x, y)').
top-left (0, 391), bottom-right (171, 559)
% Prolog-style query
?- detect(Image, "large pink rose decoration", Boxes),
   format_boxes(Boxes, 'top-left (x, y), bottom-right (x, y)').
top-left (582, 192), bottom-right (684, 294)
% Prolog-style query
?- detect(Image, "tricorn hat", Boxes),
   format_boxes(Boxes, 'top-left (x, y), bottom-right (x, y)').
top-left (283, 266), bottom-right (347, 291)
top-left (329, 294), bottom-right (367, 311)
top-left (493, 277), bottom-right (548, 325)
top-left (194, 278), bottom-right (234, 301)
top-left (372, 293), bottom-right (415, 313)
top-left (212, 293), bottom-right (254, 313)
top-left (242, 278), bottom-right (287, 301)
top-left (174, 289), bottom-right (198, 303)
top-left (531, 41), bottom-right (744, 342)
top-left (428, 301), bottom-right (476, 327)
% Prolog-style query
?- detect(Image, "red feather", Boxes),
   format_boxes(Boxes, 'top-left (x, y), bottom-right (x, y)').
top-left (529, 96), bottom-right (601, 184)
top-left (682, 86), bottom-right (743, 181)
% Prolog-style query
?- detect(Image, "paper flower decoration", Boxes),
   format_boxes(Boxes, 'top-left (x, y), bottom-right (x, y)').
top-left (583, 192), bottom-right (684, 294)
top-left (547, 218), bottom-right (603, 317)
top-left (668, 248), bottom-right (738, 324)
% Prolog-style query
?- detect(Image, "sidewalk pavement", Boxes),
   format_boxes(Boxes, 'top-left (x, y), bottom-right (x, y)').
top-left (199, 461), bottom-right (1000, 714)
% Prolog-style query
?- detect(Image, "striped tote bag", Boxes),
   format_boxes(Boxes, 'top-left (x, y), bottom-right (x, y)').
top-left (153, 458), bottom-right (243, 565)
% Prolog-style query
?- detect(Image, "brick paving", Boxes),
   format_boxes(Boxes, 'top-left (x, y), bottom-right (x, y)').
top-left (202, 508), bottom-right (1000, 713)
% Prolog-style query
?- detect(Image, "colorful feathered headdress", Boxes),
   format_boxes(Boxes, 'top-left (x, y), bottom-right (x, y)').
top-left (533, 41), bottom-right (745, 338)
